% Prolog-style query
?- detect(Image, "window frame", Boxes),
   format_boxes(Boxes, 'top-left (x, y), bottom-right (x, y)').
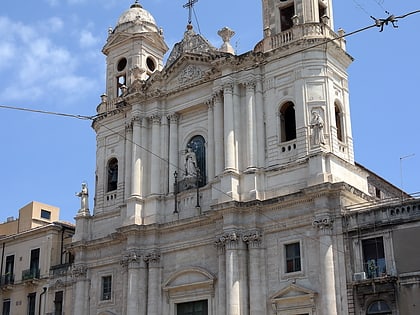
top-left (40, 209), bottom-right (51, 220)
top-left (279, 101), bottom-right (297, 143)
top-left (2, 299), bottom-right (11, 315)
top-left (176, 299), bottom-right (209, 315)
top-left (28, 293), bottom-right (36, 315)
top-left (107, 158), bottom-right (119, 192)
top-left (101, 275), bottom-right (112, 301)
top-left (285, 242), bottom-right (302, 274)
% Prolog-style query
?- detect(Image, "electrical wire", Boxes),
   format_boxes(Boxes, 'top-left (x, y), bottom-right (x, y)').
top-left (1, 9), bottom-right (419, 257)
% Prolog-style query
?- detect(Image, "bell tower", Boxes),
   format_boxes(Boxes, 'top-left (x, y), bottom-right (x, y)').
top-left (262, 0), bottom-right (334, 38)
top-left (255, 0), bottom-right (363, 193)
top-left (102, 1), bottom-right (168, 100)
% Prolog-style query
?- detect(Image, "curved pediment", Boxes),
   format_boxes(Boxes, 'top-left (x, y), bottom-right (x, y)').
top-left (164, 266), bottom-right (215, 290)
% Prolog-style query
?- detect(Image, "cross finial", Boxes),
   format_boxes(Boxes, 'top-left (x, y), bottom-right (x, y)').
top-left (183, 0), bottom-right (198, 25)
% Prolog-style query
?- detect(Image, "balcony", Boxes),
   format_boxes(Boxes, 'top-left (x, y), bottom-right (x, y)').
top-left (364, 258), bottom-right (387, 279)
top-left (22, 268), bottom-right (40, 281)
top-left (50, 263), bottom-right (72, 277)
top-left (1, 274), bottom-right (15, 289)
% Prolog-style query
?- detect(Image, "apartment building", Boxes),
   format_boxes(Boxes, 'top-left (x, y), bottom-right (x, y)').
top-left (0, 201), bottom-right (74, 315)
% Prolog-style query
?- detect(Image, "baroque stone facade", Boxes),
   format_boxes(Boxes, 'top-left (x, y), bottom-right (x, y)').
top-left (69, 1), bottom-right (418, 315)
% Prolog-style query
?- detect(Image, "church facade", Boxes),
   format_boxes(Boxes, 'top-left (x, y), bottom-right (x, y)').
top-left (69, 1), bottom-right (408, 314)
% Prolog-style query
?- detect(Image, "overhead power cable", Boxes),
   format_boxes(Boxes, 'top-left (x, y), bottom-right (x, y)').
top-left (1, 9), bottom-right (419, 256)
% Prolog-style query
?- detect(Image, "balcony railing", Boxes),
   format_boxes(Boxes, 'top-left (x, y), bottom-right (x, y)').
top-left (0, 274), bottom-right (15, 286)
top-left (22, 268), bottom-right (40, 281)
top-left (364, 258), bottom-right (387, 278)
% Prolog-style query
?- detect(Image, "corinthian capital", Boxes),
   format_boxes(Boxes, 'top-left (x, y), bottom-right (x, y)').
top-left (150, 114), bottom-right (162, 125)
top-left (243, 230), bottom-right (262, 248)
top-left (120, 250), bottom-right (141, 268)
top-left (312, 215), bottom-right (334, 230)
top-left (144, 251), bottom-right (161, 267)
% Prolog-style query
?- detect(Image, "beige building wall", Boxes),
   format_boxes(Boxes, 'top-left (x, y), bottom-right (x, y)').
top-left (0, 202), bottom-right (74, 315)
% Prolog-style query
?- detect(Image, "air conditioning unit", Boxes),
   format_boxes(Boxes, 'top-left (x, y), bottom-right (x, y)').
top-left (353, 272), bottom-right (367, 281)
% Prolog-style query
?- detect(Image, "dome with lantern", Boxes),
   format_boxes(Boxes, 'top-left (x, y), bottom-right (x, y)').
top-left (112, 1), bottom-right (160, 34)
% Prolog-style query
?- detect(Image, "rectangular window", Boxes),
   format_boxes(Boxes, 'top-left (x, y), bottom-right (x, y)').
top-left (285, 242), bottom-right (301, 273)
top-left (30, 248), bottom-right (40, 278)
top-left (177, 300), bottom-right (208, 315)
top-left (54, 291), bottom-right (63, 315)
top-left (28, 293), bottom-right (36, 315)
top-left (2, 299), bottom-right (11, 315)
top-left (362, 237), bottom-right (386, 278)
top-left (4, 255), bottom-right (14, 285)
top-left (40, 209), bottom-right (51, 220)
top-left (101, 276), bottom-right (112, 301)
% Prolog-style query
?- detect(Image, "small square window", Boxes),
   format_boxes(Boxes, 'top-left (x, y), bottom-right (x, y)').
top-left (285, 242), bottom-right (301, 273)
top-left (41, 209), bottom-right (51, 220)
top-left (101, 276), bottom-right (112, 301)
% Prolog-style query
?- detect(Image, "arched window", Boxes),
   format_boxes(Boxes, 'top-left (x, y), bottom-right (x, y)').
top-left (280, 102), bottom-right (296, 142)
top-left (334, 102), bottom-right (344, 142)
top-left (187, 135), bottom-right (206, 187)
top-left (366, 300), bottom-right (391, 314)
top-left (107, 158), bottom-right (118, 192)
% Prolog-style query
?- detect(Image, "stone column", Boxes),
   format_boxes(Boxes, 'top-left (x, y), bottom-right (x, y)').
top-left (131, 115), bottom-right (142, 197)
top-left (125, 122), bottom-right (133, 199)
top-left (243, 231), bottom-right (265, 315)
top-left (150, 115), bottom-right (162, 195)
top-left (168, 114), bottom-right (179, 193)
top-left (215, 237), bottom-right (227, 315)
top-left (121, 251), bottom-right (145, 315)
top-left (223, 232), bottom-right (241, 315)
top-left (146, 251), bottom-right (161, 315)
top-left (313, 216), bottom-right (337, 315)
top-left (255, 78), bottom-right (265, 168)
top-left (72, 265), bottom-right (89, 315)
top-left (161, 116), bottom-right (170, 194)
top-left (207, 100), bottom-right (215, 181)
top-left (213, 92), bottom-right (224, 175)
top-left (245, 81), bottom-right (257, 170)
top-left (223, 83), bottom-right (236, 171)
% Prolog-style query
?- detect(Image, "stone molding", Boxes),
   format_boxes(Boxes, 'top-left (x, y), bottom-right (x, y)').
top-left (215, 231), bottom-right (241, 249)
top-left (168, 113), bottom-right (180, 123)
top-left (150, 114), bottom-right (162, 125)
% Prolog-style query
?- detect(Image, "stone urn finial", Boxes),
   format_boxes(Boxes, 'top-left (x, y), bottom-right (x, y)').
top-left (218, 27), bottom-right (235, 54)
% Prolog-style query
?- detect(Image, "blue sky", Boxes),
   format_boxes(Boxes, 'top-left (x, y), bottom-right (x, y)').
top-left (1, 0), bottom-right (419, 223)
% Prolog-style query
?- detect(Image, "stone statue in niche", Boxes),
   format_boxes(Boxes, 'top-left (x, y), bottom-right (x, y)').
top-left (184, 148), bottom-right (197, 178)
top-left (310, 110), bottom-right (325, 145)
top-left (76, 183), bottom-right (89, 213)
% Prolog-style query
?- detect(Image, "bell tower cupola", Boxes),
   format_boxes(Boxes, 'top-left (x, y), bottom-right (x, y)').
top-left (102, 1), bottom-right (168, 101)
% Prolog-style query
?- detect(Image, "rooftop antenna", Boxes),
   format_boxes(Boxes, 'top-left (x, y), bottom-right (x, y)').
top-left (183, 0), bottom-right (198, 26)
top-left (400, 153), bottom-right (415, 200)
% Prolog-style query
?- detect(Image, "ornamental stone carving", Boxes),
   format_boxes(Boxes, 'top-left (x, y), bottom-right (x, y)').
top-left (312, 215), bottom-right (334, 230)
top-left (144, 251), bottom-right (161, 267)
top-left (120, 250), bottom-right (142, 268)
top-left (243, 230), bottom-right (263, 248)
top-left (71, 264), bottom-right (87, 279)
top-left (216, 231), bottom-right (241, 249)
top-left (178, 65), bottom-right (203, 84)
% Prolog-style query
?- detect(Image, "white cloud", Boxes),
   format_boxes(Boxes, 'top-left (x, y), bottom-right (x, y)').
top-left (0, 15), bottom-right (96, 107)
top-left (79, 30), bottom-right (99, 48)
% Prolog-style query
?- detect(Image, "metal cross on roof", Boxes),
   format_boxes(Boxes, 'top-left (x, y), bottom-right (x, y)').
top-left (183, 0), bottom-right (198, 25)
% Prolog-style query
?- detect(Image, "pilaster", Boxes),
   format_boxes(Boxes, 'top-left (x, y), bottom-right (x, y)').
top-left (145, 251), bottom-right (161, 315)
top-left (213, 91), bottom-right (224, 176)
top-left (168, 113), bottom-right (179, 193)
top-left (150, 114), bottom-right (162, 195)
top-left (313, 215), bottom-right (338, 315)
